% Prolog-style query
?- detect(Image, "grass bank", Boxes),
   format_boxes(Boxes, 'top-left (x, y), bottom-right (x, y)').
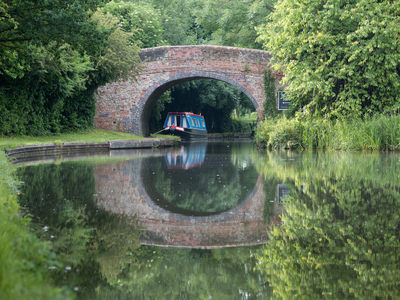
top-left (0, 128), bottom-right (150, 150)
top-left (255, 114), bottom-right (400, 151)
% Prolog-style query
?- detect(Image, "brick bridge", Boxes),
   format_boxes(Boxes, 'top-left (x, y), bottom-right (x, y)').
top-left (94, 150), bottom-right (282, 248)
top-left (94, 45), bottom-right (282, 136)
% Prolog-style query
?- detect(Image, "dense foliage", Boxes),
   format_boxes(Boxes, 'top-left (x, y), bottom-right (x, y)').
top-left (0, 0), bottom-right (141, 136)
top-left (137, 0), bottom-right (274, 48)
top-left (257, 0), bottom-right (400, 118)
top-left (193, 0), bottom-right (275, 48)
top-left (263, 69), bottom-right (279, 119)
top-left (102, 1), bottom-right (164, 47)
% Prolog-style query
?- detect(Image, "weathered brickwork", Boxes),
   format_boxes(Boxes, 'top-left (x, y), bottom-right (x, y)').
top-left (94, 159), bottom-right (282, 248)
top-left (94, 45), bottom-right (283, 136)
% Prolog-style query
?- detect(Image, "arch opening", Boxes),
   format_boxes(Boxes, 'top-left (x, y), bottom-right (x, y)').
top-left (139, 74), bottom-right (260, 136)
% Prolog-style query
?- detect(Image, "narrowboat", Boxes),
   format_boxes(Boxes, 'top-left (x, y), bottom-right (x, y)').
top-left (161, 112), bottom-right (207, 139)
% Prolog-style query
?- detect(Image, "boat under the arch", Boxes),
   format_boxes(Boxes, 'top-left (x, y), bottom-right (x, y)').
top-left (161, 112), bottom-right (207, 140)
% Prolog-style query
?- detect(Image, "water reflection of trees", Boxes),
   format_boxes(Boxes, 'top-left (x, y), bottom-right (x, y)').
top-left (253, 152), bottom-right (400, 299)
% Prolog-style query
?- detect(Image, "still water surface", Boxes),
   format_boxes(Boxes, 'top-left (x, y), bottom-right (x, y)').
top-left (16, 141), bottom-right (400, 299)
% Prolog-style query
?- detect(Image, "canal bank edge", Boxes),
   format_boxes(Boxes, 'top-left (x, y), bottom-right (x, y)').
top-left (6, 138), bottom-right (179, 159)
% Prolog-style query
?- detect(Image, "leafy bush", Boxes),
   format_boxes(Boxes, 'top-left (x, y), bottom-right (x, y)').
top-left (230, 118), bottom-right (253, 133)
top-left (255, 117), bottom-right (303, 149)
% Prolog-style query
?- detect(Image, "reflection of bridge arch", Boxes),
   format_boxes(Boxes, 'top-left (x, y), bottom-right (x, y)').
top-left (94, 157), bottom-right (276, 248)
top-left (94, 45), bottom-right (283, 136)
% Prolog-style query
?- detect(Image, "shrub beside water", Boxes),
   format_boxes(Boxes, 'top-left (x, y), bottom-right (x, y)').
top-left (255, 117), bottom-right (303, 149)
top-left (255, 114), bottom-right (400, 151)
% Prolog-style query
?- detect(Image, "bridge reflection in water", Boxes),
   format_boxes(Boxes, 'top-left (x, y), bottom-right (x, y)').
top-left (94, 142), bottom-right (282, 249)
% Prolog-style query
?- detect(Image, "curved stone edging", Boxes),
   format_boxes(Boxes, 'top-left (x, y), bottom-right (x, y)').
top-left (6, 138), bottom-right (178, 159)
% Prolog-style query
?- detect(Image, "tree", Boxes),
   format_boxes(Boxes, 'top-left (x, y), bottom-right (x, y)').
top-left (147, 0), bottom-right (209, 45)
top-left (195, 0), bottom-right (275, 49)
top-left (90, 9), bottom-right (141, 85)
top-left (102, 1), bottom-right (165, 48)
top-left (0, 2), bottom-right (141, 135)
top-left (257, 0), bottom-right (400, 118)
top-left (0, 0), bottom-right (103, 77)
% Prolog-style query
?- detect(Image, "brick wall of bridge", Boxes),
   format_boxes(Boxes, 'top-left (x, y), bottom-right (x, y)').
top-left (94, 45), bottom-right (282, 136)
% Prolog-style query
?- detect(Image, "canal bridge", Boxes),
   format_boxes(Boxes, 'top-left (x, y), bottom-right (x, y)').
top-left (94, 45), bottom-right (282, 136)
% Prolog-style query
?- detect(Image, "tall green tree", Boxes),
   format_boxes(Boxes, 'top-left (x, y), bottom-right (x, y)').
top-left (102, 0), bottom-right (165, 47)
top-left (195, 0), bottom-right (275, 48)
top-left (146, 0), bottom-right (209, 45)
top-left (258, 0), bottom-right (400, 118)
top-left (0, 0), bottom-right (103, 77)
top-left (0, 1), bottom-right (141, 135)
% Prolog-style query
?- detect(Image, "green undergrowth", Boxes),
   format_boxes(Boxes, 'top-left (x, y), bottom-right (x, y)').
top-left (0, 152), bottom-right (69, 299)
top-left (255, 114), bottom-right (400, 151)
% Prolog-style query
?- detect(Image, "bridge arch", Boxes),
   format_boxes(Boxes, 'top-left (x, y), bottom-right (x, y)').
top-left (94, 45), bottom-right (282, 136)
top-left (139, 72), bottom-right (260, 136)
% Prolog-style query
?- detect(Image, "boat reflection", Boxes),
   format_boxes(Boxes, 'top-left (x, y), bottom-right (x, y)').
top-left (164, 143), bottom-right (206, 170)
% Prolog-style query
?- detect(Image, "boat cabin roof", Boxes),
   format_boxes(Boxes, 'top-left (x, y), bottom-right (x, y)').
top-left (167, 112), bottom-right (204, 118)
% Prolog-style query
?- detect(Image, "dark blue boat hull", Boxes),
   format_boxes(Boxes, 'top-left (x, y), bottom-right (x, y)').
top-left (162, 128), bottom-right (207, 140)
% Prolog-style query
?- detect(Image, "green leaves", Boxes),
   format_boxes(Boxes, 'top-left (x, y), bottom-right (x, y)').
top-left (258, 0), bottom-right (400, 118)
top-left (102, 1), bottom-right (165, 48)
top-left (0, 0), bottom-right (141, 135)
top-left (91, 10), bottom-right (141, 84)
top-left (194, 0), bottom-right (275, 48)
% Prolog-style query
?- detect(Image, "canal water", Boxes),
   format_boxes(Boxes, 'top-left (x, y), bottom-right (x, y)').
top-left (16, 141), bottom-right (400, 299)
